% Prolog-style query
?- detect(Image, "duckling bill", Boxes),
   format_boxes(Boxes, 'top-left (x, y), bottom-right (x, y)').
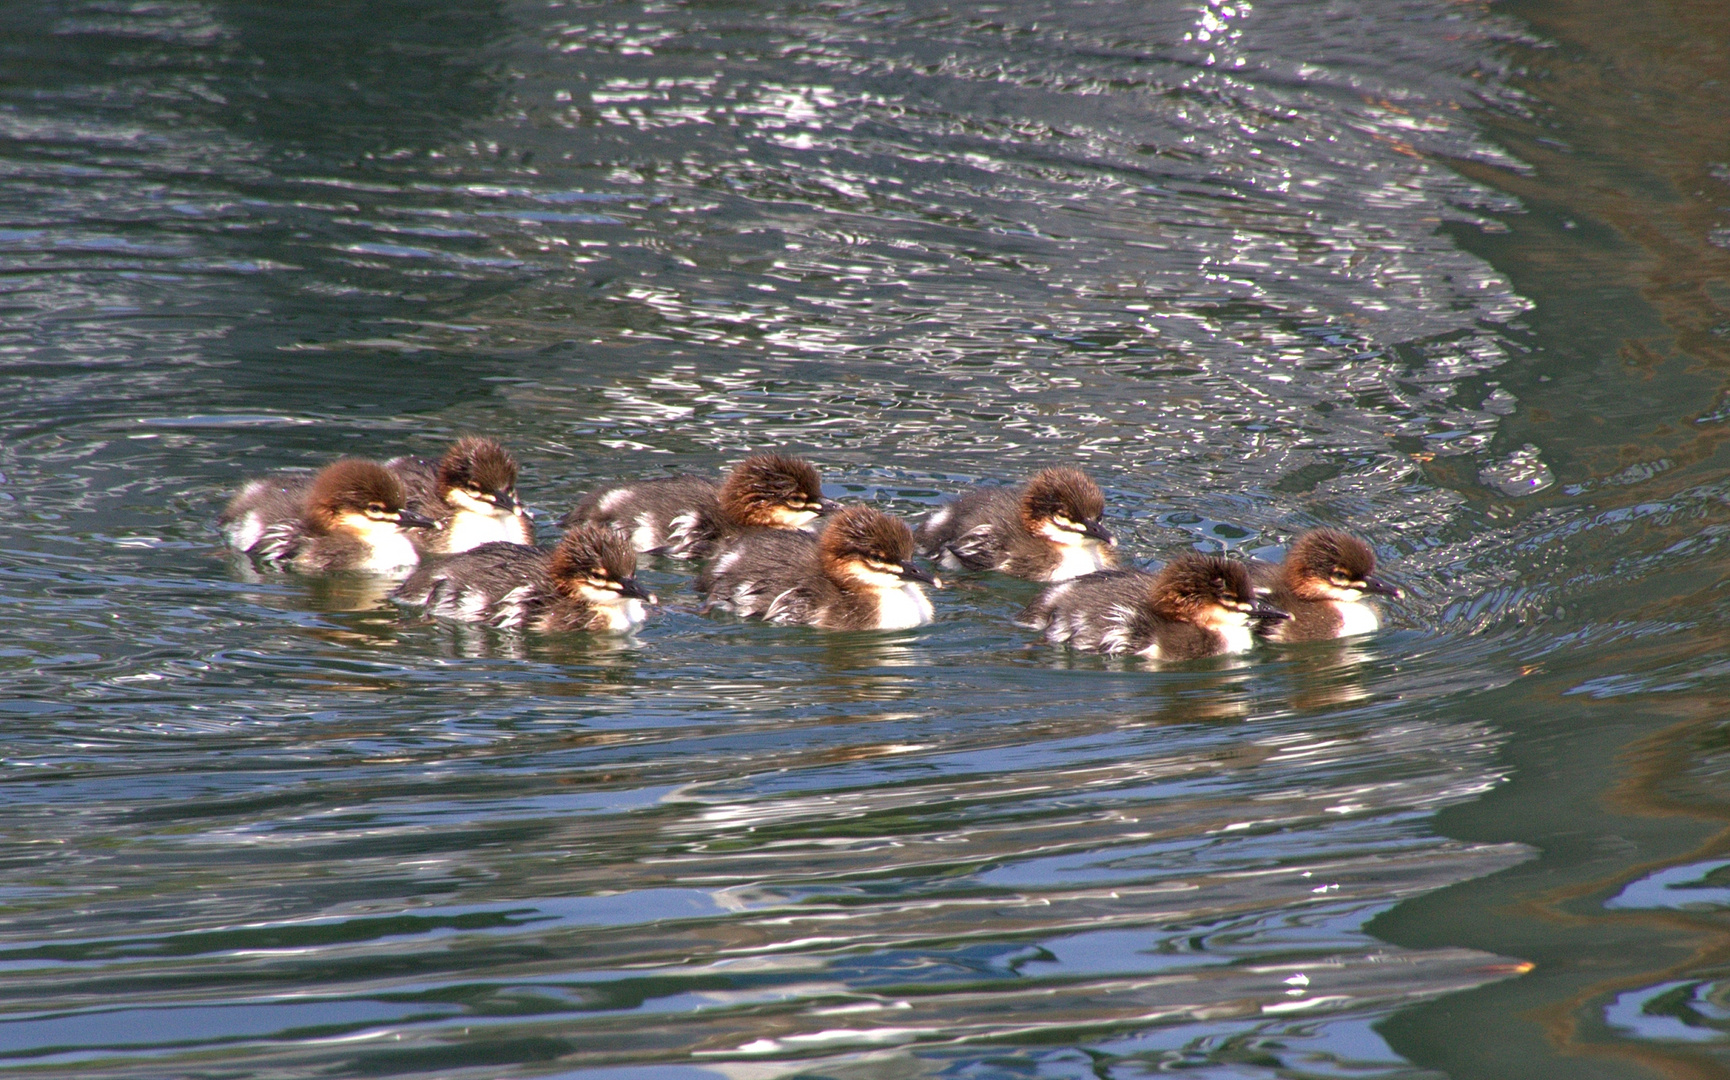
top-left (1018, 554), bottom-right (1288, 660)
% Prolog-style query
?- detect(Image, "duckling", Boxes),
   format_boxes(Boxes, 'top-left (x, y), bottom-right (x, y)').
top-left (220, 459), bottom-right (434, 572)
top-left (1250, 528), bottom-right (1399, 641)
top-left (561, 453), bottom-right (832, 559)
top-left (386, 436), bottom-right (532, 555)
top-left (1017, 554), bottom-right (1288, 659)
top-left (700, 504), bottom-right (937, 630)
top-left (392, 525), bottom-right (654, 632)
top-left (916, 467), bottom-right (1117, 581)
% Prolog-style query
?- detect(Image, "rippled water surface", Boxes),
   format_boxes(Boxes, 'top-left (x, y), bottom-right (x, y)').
top-left (5, 0), bottom-right (1730, 1076)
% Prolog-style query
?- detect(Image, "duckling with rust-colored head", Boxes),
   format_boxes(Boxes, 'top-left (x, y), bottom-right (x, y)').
top-left (1018, 554), bottom-right (1288, 660)
top-left (220, 458), bottom-right (434, 573)
top-left (702, 504), bottom-right (937, 630)
top-left (387, 436), bottom-right (533, 555)
top-left (1249, 528), bottom-right (1399, 642)
top-left (392, 524), bottom-right (655, 633)
top-left (561, 453), bottom-right (834, 559)
top-left (916, 466), bottom-right (1116, 582)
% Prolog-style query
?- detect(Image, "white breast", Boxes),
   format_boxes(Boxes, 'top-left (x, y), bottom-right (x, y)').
top-left (356, 527), bottom-right (421, 572)
top-left (445, 509), bottom-right (529, 554)
top-left (873, 584), bottom-right (934, 630)
top-left (1047, 540), bottom-right (1111, 582)
top-left (601, 598), bottom-right (649, 631)
top-left (1333, 600), bottom-right (1381, 637)
top-left (1215, 621), bottom-right (1256, 654)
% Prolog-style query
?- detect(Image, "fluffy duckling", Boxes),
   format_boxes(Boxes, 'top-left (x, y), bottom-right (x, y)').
top-left (392, 525), bottom-right (654, 633)
top-left (220, 459), bottom-right (434, 572)
top-left (387, 436), bottom-right (532, 555)
top-left (561, 453), bottom-right (832, 559)
top-left (916, 467), bottom-right (1116, 582)
top-left (700, 505), bottom-right (937, 630)
top-left (1018, 554), bottom-right (1288, 659)
top-left (1250, 528), bottom-right (1399, 641)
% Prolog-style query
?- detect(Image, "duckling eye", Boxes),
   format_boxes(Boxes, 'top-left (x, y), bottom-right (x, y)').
top-left (366, 502), bottom-right (387, 516)
top-left (465, 487), bottom-right (488, 500)
top-left (866, 560), bottom-right (898, 574)
top-left (585, 576), bottom-right (617, 591)
top-left (1052, 515), bottom-right (1079, 531)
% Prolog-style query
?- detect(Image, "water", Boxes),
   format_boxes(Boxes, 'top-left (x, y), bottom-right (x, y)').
top-left (3, 0), bottom-right (1729, 1076)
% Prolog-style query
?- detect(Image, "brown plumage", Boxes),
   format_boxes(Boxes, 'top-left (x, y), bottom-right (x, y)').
top-left (562, 453), bottom-right (833, 559)
top-left (387, 436), bottom-right (532, 555)
top-left (915, 466), bottom-right (1117, 581)
top-left (1250, 528), bottom-right (1399, 642)
top-left (822, 501), bottom-right (917, 566)
top-left (392, 525), bottom-right (653, 633)
top-left (1018, 554), bottom-right (1288, 660)
top-left (717, 454), bottom-right (827, 529)
top-left (547, 525), bottom-right (639, 601)
top-left (220, 458), bottom-right (433, 572)
top-left (701, 505), bottom-right (937, 630)
top-left (436, 436), bottom-right (519, 502)
top-left (302, 460), bottom-right (408, 532)
top-left (1019, 468), bottom-right (1105, 535)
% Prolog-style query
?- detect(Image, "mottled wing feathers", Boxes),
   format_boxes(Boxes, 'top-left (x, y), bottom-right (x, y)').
top-left (562, 476), bottom-right (723, 558)
top-left (916, 488), bottom-right (1018, 570)
top-left (699, 530), bottom-right (824, 618)
top-left (1018, 571), bottom-right (1156, 655)
top-left (392, 542), bottom-right (551, 629)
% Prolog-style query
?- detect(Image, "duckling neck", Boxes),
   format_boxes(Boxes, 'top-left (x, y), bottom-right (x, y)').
top-left (1332, 598), bottom-right (1381, 637)
top-left (346, 525), bottom-right (420, 571)
top-left (446, 507), bottom-right (530, 552)
top-left (863, 582), bottom-right (933, 630)
top-left (1047, 538), bottom-right (1111, 581)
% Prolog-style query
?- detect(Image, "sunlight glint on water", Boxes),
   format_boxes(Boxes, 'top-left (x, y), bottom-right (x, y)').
top-left (4, 0), bottom-right (1727, 1077)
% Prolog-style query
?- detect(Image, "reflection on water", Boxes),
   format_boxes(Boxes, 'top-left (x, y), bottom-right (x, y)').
top-left (3, 0), bottom-right (1730, 1076)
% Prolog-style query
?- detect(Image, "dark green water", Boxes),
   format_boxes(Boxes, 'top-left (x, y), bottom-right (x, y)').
top-left (2, 0), bottom-right (1729, 1076)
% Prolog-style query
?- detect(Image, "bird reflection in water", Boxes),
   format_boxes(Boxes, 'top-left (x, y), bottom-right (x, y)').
top-left (1265, 640), bottom-right (1378, 714)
